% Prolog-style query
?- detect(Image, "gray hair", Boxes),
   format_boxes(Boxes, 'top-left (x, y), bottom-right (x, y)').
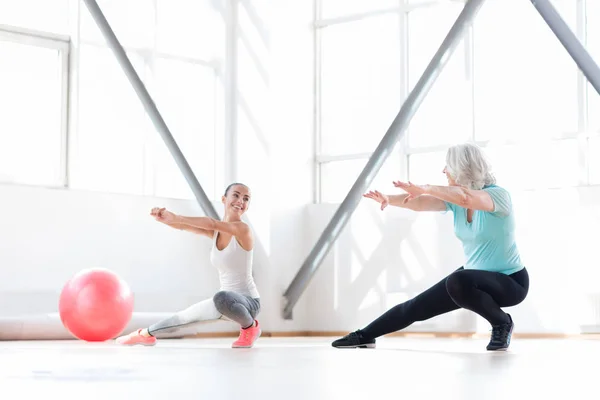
top-left (445, 143), bottom-right (496, 190)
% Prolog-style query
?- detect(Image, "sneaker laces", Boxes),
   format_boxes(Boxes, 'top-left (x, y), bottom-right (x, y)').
top-left (490, 324), bottom-right (510, 342)
top-left (344, 332), bottom-right (361, 344)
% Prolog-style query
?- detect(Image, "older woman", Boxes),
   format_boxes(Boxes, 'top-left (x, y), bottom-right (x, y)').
top-left (332, 143), bottom-right (529, 351)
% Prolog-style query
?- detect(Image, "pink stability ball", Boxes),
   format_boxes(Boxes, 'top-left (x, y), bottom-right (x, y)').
top-left (59, 268), bottom-right (134, 342)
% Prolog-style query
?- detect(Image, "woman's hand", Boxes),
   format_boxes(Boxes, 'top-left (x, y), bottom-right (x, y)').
top-left (150, 207), bottom-right (177, 224)
top-left (363, 190), bottom-right (390, 210)
top-left (393, 181), bottom-right (426, 203)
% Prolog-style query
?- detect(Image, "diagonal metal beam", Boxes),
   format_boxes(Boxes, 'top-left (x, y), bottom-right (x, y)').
top-left (529, 0), bottom-right (600, 96)
top-left (81, 0), bottom-right (219, 220)
top-left (282, 0), bottom-right (488, 319)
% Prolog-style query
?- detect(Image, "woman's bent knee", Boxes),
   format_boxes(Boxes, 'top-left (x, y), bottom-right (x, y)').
top-left (445, 271), bottom-right (468, 298)
top-left (213, 291), bottom-right (232, 314)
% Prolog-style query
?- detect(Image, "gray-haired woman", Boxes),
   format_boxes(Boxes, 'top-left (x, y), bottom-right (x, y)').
top-left (332, 143), bottom-right (529, 351)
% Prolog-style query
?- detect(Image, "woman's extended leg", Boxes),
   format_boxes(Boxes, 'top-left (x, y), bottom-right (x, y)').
top-left (332, 268), bottom-right (463, 348)
top-left (116, 291), bottom-right (262, 348)
top-left (116, 297), bottom-right (223, 346)
top-left (331, 267), bottom-right (529, 350)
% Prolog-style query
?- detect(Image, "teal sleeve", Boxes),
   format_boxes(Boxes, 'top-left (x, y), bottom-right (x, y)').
top-left (444, 201), bottom-right (455, 213)
top-left (484, 186), bottom-right (512, 217)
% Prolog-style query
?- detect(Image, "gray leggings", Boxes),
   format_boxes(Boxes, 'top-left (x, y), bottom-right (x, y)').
top-left (147, 291), bottom-right (261, 336)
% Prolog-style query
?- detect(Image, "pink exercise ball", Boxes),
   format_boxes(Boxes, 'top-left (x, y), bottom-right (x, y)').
top-left (59, 268), bottom-right (134, 342)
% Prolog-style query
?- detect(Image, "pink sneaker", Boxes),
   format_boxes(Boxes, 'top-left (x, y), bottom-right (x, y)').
top-left (115, 329), bottom-right (157, 346)
top-left (232, 320), bottom-right (261, 348)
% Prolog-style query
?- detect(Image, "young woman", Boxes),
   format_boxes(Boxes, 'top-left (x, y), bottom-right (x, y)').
top-left (116, 183), bottom-right (261, 348)
top-left (332, 143), bottom-right (529, 351)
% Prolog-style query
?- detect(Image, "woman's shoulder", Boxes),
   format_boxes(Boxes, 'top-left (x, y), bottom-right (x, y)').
top-left (483, 184), bottom-right (509, 194)
top-left (482, 184), bottom-right (513, 215)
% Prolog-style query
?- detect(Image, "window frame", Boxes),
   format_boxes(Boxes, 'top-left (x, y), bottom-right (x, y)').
top-left (314, 0), bottom-right (600, 201)
top-left (0, 24), bottom-right (70, 188)
top-left (0, 0), bottom-right (228, 202)
top-left (403, 0), bottom-right (598, 189)
top-left (314, 1), bottom-right (412, 203)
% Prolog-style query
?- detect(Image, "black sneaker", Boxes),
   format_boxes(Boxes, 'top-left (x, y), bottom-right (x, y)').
top-left (332, 331), bottom-right (376, 349)
top-left (486, 314), bottom-right (514, 351)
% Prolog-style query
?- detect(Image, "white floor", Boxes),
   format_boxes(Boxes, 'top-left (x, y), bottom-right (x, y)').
top-left (1, 336), bottom-right (597, 399)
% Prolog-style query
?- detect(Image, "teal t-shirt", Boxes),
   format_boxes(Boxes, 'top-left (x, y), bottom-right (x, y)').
top-left (444, 185), bottom-right (523, 275)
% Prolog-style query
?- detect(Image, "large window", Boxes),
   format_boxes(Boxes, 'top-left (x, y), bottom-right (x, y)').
top-left (407, 151), bottom-right (448, 187)
top-left (317, 9), bottom-right (402, 203)
top-left (316, 0), bottom-right (600, 201)
top-left (586, 0), bottom-right (600, 183)
top-left (71, 45), bottom-right (148, 195)
top-left (319, 152), bottom-right (402, 204)
top-left (320, 14), bottom-right (401, 156)
top-left (403, 0), bottom-right (596, 191)
top-left (587, 0), bottom-right (600, 133)
top-left (73, 0), bottom-right (224, 200)
top-left (0, 28), bottom-right (69, 187)
top-left (407, 2), bottom-right (470, 149)
top-left (473, 0), bottom-right (579, 143)
top-left (156, 0), bottom-right (224, 60)
top-left (320, 0), bottom-right (399, 20)
top-left (0, 0), bottom-right (69, 35)
top-left (79, 0), bottom-right (155, 49)
top-left (149, 59), bottom-right (218, 199)
top-left (0, 0), bottom-right (225, 201)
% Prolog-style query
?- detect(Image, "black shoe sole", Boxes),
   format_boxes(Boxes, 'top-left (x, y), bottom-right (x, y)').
top-left (486, 346), bottom-right (509, 351)
top-left (332, 343), bottom-right (376, 349)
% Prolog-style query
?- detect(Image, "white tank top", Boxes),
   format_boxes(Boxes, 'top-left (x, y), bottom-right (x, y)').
top-left (209, 231), bottom-right (260, 298)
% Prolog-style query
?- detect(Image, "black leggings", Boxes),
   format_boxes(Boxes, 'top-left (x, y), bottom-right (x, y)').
top-left (360, 267), bottom-right (529, 340)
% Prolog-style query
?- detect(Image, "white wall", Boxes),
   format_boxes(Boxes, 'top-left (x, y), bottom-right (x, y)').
top-left (6, 182), bottom-right (600, 336)
top-left (0, 184), bottom-right (225, 330)
top-left (304, 185), bottom-right (600, 334)
top-left (0, 181), bottom-right (311, 336)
